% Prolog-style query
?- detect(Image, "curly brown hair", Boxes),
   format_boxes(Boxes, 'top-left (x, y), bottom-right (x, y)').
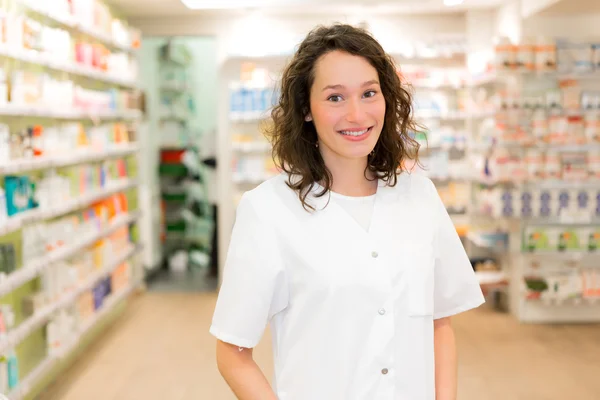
top-left (266, 23), bottom-right (420, 211)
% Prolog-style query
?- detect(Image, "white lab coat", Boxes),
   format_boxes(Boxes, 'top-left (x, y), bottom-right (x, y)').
top-left (210, 172), bottom-right (485, 400)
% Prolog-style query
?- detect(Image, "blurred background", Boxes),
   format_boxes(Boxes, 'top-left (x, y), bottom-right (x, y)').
top-left (0, 0), bottom-right (599, 399)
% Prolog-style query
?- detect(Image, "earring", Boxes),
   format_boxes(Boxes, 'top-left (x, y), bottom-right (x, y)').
top-left (315, 142), bottom-right (319, 148)
top-left (305, 115), bottom-right (312, 122)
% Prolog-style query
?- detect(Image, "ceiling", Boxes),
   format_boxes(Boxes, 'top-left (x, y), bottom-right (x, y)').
top-left (537, 0), bottom-right (600, 15)
top-left (108, 0), bottom-right (505, 18)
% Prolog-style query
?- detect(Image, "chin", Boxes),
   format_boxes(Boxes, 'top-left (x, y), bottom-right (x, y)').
top-left (340, 147), bottom-right (374, 160)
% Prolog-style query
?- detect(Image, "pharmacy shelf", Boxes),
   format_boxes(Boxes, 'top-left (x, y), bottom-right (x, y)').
top-left (0, 212), bottom-right (140, 298)
top-left (0, 244), bottom-right (141, 355)
top-left (521, 215), bottom-right (600, 225)
top-left (7, 281), bottom-right (139, 400)
top-left (466, 232), bottom-right (508, 251)
top-left (0, 46), bottom-right (137, 88)
top-left (469, 142), bottom-right (600, 152)
top-left (495, 69), bottom-right (600, 81)
top-left (414, 110), bottom-right (495, 120)
top-left (229, 111), bottom-right (270, 122)
top-left (65, 282), bottom-right (137, 354)
top-left (528, 297), bottom-right (599, 306)
top-left (521, 251), bottom-right (599, 259)
top-left (160, 82), bottom-right (189, 92)
top-left (0, 104), bottom-right (142, 120)
top-left (472, 178), bottom-right (600, 189)
top-left (21, 0), bottom-right (136, 53)
top-left (410, 76), bottom-right (497, 89)
top-left (0, 144), bottom-right (139, 175)
top-left (0, 179), bottom-right (138, 238)
top-left (469, 74), bottom-right (498, 87)
top-left (7, 354), bottom-right (54, 400)
top-left (476, 270), bottom-right (509, 286)
top-left (160, 115), bottom-right (189, 123)
top-left (232, 173), bottom-right (277, 184)
top-left (390, 52), bottom-right (467, 64)
top-left (231, 141), bottom-right (272, 152)
top-left (518, 298), bottom-right (600, 323)
top-left (472, 214), bottom-right (600, 229)
top-left (410, 81), bottom-right (465, 90)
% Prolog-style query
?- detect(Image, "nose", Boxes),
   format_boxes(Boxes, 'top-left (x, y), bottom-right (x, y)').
top-left (345, 98), bottom-right (366, 123)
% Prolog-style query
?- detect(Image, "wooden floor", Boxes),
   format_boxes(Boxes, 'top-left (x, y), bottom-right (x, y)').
top-left (40, 291), bottom-right (600, 400)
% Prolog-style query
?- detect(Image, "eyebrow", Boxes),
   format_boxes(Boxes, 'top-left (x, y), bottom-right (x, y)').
top-left (322, 80), bottom-right (380, 92)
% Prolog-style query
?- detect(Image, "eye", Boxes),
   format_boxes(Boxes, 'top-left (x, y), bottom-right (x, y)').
top-left (327, 95), bottom-right (343, 102)
top-left (363, 90), bottom-right (378, 98)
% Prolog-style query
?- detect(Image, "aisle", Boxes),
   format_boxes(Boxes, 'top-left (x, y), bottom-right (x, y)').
top-left (41, 292), bottom-right (600, 400)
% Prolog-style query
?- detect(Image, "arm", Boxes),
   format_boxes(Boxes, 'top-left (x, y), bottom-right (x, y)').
top-left (434, 317), bottom-right (457, 400)
top-left (216, 340), bottom-right (278, 400)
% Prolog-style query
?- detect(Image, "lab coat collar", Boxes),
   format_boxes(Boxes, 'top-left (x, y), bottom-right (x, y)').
top-left (297, 173), bottom-right (402, 212)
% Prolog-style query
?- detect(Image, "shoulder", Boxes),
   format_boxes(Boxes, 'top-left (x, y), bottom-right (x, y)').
top-left (385, 172), bottom-right (437, 199)
top-left (237, 173), bottom-right (292, 217)
top-left (407, 173), bottom-right (437, 196)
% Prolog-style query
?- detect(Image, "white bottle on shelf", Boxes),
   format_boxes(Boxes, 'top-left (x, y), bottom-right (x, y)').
top-left (544, 150), bottom-right (561, 180)
top-left (0, 187), bottom-right (7, 226)
top-left (0, 358), bottom-right (8, 395)
top-left (495, 36), bottom-right (515, 71)
top-left (535, 37), bottom-right (557, 72)
top-left (517, 37), bottom-right (535, 72)
top-left (593, 44), bottom-right (600, 71)
top-left (0, 124), bottom-right (9, 165)
top-left (589, 150), bottom-right (600, 180)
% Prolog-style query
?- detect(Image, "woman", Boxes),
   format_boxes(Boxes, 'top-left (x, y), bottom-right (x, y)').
top-left (211, 24), bottom-right (484, 400)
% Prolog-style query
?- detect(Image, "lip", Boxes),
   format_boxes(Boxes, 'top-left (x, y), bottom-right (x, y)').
top-left (337, 126), bottom-right (373, 142)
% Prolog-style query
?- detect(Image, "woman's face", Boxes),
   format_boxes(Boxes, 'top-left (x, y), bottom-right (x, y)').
top-left (308, 50), bottom-right (386, 163)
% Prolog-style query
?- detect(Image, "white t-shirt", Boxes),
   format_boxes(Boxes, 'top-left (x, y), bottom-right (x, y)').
top-left (211, 172), bottom-right (484, 400)
top-left (329, 191), bottom-right (376, 232)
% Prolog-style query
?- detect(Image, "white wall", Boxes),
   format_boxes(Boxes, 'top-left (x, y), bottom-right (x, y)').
top-left (523, 12), bottom-right (600, 38)
top-left (131, 12), bottom-right (467, 64)
top-left (520, 0), bottom-right (561, 19)
top-left (495, 1), bottom-right (522, 43)
top-left (465, 9), bottom-right (496, 73)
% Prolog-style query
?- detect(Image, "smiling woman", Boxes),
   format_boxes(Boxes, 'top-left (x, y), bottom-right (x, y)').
top-left (210, 23), bottom-right (484, 400)
top-left (310, 54), bottom-right (384, 160)
top-left (267, 24), bottom-right (420, 209)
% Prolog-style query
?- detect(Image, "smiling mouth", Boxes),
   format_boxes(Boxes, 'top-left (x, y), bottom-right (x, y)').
top-left (338, 126), bottom-right (373, 137)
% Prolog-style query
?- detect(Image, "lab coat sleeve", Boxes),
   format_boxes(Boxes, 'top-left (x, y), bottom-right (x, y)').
top-left (427, 179), bottom-right (485, 320)
top-left (209, 192), bottom-right (289, 348)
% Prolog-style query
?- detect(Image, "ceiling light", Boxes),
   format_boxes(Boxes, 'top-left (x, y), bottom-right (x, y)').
top-left (443, 0), bottom-right (464, 6)
top-left (181, 0), bottom-right (285, 9)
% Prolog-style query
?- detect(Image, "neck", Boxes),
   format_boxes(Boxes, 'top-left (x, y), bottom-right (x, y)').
top-left (321, 153), bottom-right (377, 196)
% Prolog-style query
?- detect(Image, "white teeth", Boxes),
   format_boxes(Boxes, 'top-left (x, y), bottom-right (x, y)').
top-left (340, 128), bottom-right (369, 136)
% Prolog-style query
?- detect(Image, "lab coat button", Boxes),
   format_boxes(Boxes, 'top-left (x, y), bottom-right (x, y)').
top-left (371, 251), bottom-right (378, 258)
top-left (381, 368), bottom-right (389, 375)
top-left (378, 308), bottom-right (386, 315)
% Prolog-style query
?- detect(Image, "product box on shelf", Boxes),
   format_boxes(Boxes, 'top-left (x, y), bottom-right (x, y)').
top-left (77, 291), bottom-right (95, 321)
top-left (587, 227), bottom-right (600, 251)
top-left (495, 36), bottom-right (557, 72)
top-left (482, 186), bottom-right (600, 220)
top-left (111, 261), bottom-right (130, 293)
top-left (523, 224), bottom-right (600, 253)
top-left (22, 223), bottom-right (47, 264)
top-left (21, 292), bottom-right (47, 319)
top-left (0, 243), bottom-right (16, 276)
top-left (524, 262), bottom-right (600, 304)
top-left (4, 175), bottom-right (35, 217)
